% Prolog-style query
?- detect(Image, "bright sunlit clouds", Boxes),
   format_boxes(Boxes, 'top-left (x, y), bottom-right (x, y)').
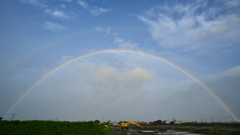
top-left (0, 0), bottom-right (240, 122)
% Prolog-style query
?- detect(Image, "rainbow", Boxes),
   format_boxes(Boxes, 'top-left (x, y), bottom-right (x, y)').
top-left (4, 49), bottom-right (238, 121)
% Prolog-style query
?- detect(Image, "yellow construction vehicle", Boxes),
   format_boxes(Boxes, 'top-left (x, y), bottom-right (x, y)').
top-left (121, 121), bottom-right (144, 129)
top-left (99, 122), bottom-right (108, 127)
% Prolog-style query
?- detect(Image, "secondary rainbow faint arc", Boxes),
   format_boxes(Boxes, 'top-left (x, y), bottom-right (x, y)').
top-left (5, 49), bottom-right (238, 121)
top-left (11, 27), bottom-right (148, 68)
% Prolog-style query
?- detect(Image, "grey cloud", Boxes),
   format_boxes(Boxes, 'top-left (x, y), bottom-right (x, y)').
top-left (158, 66), bottom-right (240, 121)
top-left (3, 54), bottom-right (239, 122)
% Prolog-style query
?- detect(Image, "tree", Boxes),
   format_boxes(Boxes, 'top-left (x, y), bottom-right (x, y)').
top-left (0, 117), bottom-right (3, 121)
top-left (106, 120), bottom-right (111, 125)
top-left (94, 119), bottom-right (100, 124)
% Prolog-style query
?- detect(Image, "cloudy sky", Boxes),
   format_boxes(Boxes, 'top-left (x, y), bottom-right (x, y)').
top-left (1, 0), bottom-right (240, 122)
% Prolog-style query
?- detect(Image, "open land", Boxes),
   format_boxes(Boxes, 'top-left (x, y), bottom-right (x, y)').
top-left (0, 121), bottom-right (240, 135)
top-left (111, 123), bottom-right (240, 135)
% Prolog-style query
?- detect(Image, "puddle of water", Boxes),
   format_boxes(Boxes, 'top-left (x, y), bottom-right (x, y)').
top-left (126, 130), bottom-right (204, 135)
top-left (157, 131), bottom-right (204, 135)
top-left (158, 133), bottom-right (203, 135)
top-left (123, 129), bottom-right (204, 135)
top-left (141, 130), bottom-right (155, 133)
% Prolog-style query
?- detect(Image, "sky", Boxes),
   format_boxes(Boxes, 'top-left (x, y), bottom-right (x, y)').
top-left (0, 0), bottom-right (240, 123)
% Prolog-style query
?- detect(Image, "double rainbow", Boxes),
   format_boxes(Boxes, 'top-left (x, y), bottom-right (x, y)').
top-left (4, 49), bottom-right (238, 121)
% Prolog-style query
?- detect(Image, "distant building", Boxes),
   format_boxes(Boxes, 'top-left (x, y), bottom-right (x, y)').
top-left (174, 121), bottom-right (182, 124)
top-left (163, 120), bottom-right (170, 124)
top-left (153, 119), bottom-right (163, 124)
top-left (113, 122), bottom-right (118, 126)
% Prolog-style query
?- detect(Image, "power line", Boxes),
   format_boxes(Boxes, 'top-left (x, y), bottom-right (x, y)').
top-left (11, 114), bottom-right (15, 121)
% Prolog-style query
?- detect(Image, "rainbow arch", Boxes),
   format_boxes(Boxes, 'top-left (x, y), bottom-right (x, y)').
top-left (4, 49), bottom-right (238, 121)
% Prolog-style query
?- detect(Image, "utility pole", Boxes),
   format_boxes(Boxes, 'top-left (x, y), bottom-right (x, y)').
top-left (12, 114), bottom-right (15, 121)
top-left (231, 116), bottom-right (235, 123)
top-left (209, 114), bottom-right (214, 123)
top-left (211, 117), bottom-right (214, 123)
top-left (200, 118), bottom-right (203, 123)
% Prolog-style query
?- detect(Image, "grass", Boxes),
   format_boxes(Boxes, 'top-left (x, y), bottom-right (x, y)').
top-left (0, 120), bottom-right (118, 135)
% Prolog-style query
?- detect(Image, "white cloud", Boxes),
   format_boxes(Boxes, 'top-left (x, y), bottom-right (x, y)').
top-left (61, 4), bottom-right (66, 8)
top-left (118, 41), bottom-right (138, 50)
top-left (221, 50), bottom-right (231, 54)
top-left (95, 27), bottom-right (103, 31)
top-left (205, 66), bottom-right (240, 80)
top-left (44, 22), bottom-right (66, 32)
top-left (106, 27), bottom-right (111, 34)
top-left (87, 66), bottom-right (156, 89)
top-left (57, 56), bottom-right (74, 64)
top-left (226, 0), bottom-right (240, 7)
top-left (138, 2), bottom-right (240, 52)
top-left (64, 0), bottom-right (72, 2)
top-left (90, 7), bottom-right (109, 17)
top-left (20, 0), bottom-right (77, 19)
top-left (78, 1), bottom-right (88, 9)
top-left (19, 0), bottom-right (46, 7)
top-left (45, 9), bottom-right (70, 19)
top-left (114, 37), bottom-right (124, 43)
top-left (114, 37), bottom-right (138, 49)
top-left (199, 15), bottom-right (240, 40)
top-left (111, 32), bottom-right (118, 35)
top-left (95, 27), bottom-right (118, 36)
top-left (60, 0), bottom-right (72, 2)
top-left (78, 0), bottom-right (110, 17)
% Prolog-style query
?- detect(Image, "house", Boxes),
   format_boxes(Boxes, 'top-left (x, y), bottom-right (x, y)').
top-left (113, 122), bottom-right (118, 126)
top-left (174, 121), bottom-right (182, 124)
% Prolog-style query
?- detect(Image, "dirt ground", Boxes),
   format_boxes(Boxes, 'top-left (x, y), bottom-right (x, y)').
top-left (111, 124), bottom-right (240, 135)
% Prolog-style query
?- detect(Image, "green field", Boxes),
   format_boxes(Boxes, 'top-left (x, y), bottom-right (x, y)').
top-left (0, 120), bottom-right (118, 135)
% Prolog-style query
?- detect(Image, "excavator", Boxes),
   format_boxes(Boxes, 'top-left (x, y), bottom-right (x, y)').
top-left (121, 121), bottom-right (145, 129)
